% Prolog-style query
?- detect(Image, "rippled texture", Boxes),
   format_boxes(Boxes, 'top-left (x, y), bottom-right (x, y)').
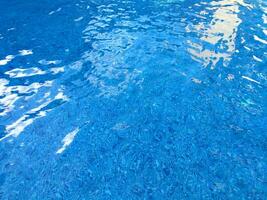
top-left (0, 0), bottom-right (266, 199)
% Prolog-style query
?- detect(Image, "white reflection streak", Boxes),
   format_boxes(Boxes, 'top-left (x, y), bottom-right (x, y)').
top-left (48, 7), bottom-right (62, 15)
top-left (19, 49), bottom-right (33, 56)
top-left (254, 35), bottom-right (267, 45)
top-left (50, 67), bottom-right (64, 74)
top-left (187, 0), bottom-right (248, 68)
top-left (38, 59), bottom-right (61, 65)
top-left (1, 116), bottom-right (34, 141)
top-left (0, 81), bottom-right (53, 117)
top-left (0, 49), bottom-right (32, 66)
top-left (56, 128), bottom-right (79, 154)
top-left (0, 55), bottom-right (15, 66)
top-left (5, 67), bottom-right (46, 78)
top-left (0, 91), bottom-right (68, 142)
top-left (253, 55), bottom-right (263, 62)
top-left (242, 76), bottom-right (260, 84)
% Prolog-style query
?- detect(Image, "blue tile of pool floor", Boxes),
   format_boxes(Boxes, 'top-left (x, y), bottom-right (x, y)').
top-left (0, 0), bottom-right (266, 199)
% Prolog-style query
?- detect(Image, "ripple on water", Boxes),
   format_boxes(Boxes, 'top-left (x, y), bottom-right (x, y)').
top-left (0, 0), bottom-right (266, 199)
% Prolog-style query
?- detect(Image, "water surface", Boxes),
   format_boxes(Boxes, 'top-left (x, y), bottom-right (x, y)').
top-left (0, 0), bottom-right (266, 199)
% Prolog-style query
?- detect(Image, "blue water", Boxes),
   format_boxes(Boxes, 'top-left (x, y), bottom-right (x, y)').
top-left (0, 0), bottom-right (266, 199)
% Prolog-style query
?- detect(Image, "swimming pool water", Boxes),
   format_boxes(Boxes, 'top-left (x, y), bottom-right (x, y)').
top-left (0, 0), bottom-right (266, 199)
